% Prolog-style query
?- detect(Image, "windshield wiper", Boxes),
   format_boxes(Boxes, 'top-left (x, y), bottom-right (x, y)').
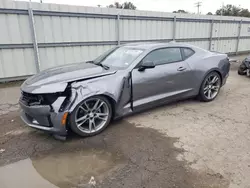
top-left (95, 63), bottom-right (110, 70)
top-left (86, 60), bottom-right (95, 64)
top-left (86, 60), bottom-right (109, 70)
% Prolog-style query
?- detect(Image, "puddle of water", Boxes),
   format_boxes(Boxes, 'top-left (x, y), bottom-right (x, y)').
top-left (0, 159), bottom-right (57, 188)
top-left (0, 149), bottom-right (124, 188)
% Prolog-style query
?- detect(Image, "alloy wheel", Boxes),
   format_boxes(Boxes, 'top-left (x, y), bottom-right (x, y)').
top-left (75, 98), bottom-right (110, 134)
top-left (203, 74), bottom-right (221, 100)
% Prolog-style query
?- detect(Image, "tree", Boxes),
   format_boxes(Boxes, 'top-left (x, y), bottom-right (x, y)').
top-left (240, 8), bottom-right (250, 17)
top-left (108, 2), bottom-right (122, 8)
top-left (173, 10), bottom-right (188, 13)
top-left (107, 1), bottom-right (136, 10)
top-left (215, 4), bottom-right (250, 17)
top-left (207, 12), bottom-right (213, 15)
top-left (123, 2), bottom-right (136, 9)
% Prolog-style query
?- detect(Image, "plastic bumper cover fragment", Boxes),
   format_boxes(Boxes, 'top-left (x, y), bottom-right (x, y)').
top-left (19, 100), bottom-right (67, 136)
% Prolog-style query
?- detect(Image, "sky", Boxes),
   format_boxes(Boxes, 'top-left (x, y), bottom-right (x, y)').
top-left (17, 0), bottom-right (250, 14)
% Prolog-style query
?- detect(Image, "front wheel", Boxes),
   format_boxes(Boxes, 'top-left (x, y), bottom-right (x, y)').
top-left (198, 72), bottom-right (222, 102)
top-left (70, 96), bottom-right (112, 137)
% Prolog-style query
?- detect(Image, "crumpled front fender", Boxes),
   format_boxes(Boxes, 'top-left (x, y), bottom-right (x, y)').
top-left (67, 82), bottom-right (117, 113)
top-left (66, 73), bottom-right (132, 117)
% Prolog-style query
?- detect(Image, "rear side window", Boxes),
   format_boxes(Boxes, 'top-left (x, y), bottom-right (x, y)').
top-left (182, 48), bottom-right (195, 59)
top-left (143, 48), bottom-right (182, 66)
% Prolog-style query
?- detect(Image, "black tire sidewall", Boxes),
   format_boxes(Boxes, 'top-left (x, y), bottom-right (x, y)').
top-left (199, 71), bottom-right (222, 102)
top-left (69, 96), bottom-right (112, 137)
top-left (238, 63), bottom-right (246, 75)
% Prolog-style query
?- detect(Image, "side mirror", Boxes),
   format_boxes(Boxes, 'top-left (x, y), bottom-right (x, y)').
top-left (138, 61), bottom-right (155, 71)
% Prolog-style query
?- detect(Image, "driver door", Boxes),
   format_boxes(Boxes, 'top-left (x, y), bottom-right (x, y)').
top-left (132, 47), bottom-right (195, 110)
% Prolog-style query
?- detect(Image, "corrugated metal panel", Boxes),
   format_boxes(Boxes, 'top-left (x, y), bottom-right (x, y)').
top-left (0, 48), bottom-right (36, 78)
top-left (35, 16), bottom-right (116, 43)
top-left (213, 23), bottom-right (238, 38)
top-left (211, 39), bottom-right (237, 53)
top-left (39, 45), bottom-right (115, 70)
top-left (238, 39), bottom-right (250, 52)
top-left (176, 22), bottom-right (210, 39)
top-left (240, 24), bottom-right (250, 37)
top-left (184, 40), bottom-right (209, 50)
top-left (120, 20), bottom-right (173, 40)
top-left (0, 14), bottom-right (31, 44)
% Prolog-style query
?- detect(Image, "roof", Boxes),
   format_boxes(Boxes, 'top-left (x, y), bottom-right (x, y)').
top-left (122, 41), bottom-right (197, 50)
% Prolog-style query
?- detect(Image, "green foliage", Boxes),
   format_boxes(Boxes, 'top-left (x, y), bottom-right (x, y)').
top-left (173, 10), bottom-right (188, 14)
top-left (107, 1), bottom-right (136, 10)
top-left (215, 4), bottom-right (250, 17)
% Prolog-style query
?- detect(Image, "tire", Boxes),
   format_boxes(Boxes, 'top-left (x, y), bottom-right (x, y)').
top-left (198, 71), bottom-right (222, 102)
top-left (70, 96), bottom-right (112, 137)
top-left (238, 63), bottom-right (246, 75)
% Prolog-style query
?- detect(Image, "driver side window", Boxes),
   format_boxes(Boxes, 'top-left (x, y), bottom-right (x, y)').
top-left (143, 48), bottom-right (182, 66)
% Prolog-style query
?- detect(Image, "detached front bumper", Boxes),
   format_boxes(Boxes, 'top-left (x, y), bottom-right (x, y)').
top-left (19, 100), bottom-right (68, 136)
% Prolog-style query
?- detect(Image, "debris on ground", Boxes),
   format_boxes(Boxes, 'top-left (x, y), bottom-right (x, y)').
top-left (88, 176), bottom-right (96, 187)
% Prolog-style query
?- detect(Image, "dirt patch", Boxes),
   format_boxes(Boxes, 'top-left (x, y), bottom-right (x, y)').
top-left (0, 110), bottom-right (229, 188)
top-left (0, 81), bottom-right (23, 88)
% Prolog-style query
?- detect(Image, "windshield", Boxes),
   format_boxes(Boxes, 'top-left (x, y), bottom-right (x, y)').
top-left (94, 47), bottom-right (144, 68)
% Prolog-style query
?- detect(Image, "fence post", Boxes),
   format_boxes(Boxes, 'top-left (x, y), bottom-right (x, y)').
top-left (28, 4), bottom-right (40, 73)
top-left (173, 16), bottom-right (176, 41)
top-left (209, 20), bottom-right (214, 51)
top-left (235, 19), bottom-right (242, 55)
top-left (117, 14), bottom-right (120, 45)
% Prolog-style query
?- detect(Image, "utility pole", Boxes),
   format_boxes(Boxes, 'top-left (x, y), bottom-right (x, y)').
top-left (221, 2), bottom-right (224, 16)
top-left (195, 2), bottom-right (202, 14)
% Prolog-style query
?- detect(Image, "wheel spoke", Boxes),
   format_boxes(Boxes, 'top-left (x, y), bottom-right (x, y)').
top-left (80, 102), bottom-right (90, 112)
top-left (76, 115), bottom-right (88, 123)
top-left (208, 89), bottom-right (212, 99)
top-left (96, 112), bottom-right (108, 116)
top-left (77, 118), bottom-right (88, 127)
top-left (204, 86), bottom-right (209, 94)
top-left (211, 76), bottom-right (218, 84)
top-left (89, 119), bottom-right (92, 132)
top-left (96, 112), bottom-right (108, 121)
top-left (92, 99), bottom-right (100, 110)
top-left (96, 102), bottom-right (104, 111)
top-left (79, 106), bottom-right (88, 113)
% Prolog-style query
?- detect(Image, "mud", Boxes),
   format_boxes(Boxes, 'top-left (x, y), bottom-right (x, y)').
top-left (0, 111), bottom-right (229, 188)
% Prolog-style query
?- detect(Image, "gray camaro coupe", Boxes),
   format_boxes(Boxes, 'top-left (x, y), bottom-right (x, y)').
top-left (19, 42), bottom-right (230, 138)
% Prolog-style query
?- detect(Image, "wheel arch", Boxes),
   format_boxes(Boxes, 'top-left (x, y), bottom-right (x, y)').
top-left (69, 93), bottom-right (117, 117)
top-left (200, 68), bottom-right (223, 88)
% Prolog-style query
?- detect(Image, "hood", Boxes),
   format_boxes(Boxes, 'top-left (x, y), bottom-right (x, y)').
top-left (21, 62), bottom-right (117, 94)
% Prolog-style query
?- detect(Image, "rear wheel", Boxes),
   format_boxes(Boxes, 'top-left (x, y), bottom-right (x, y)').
top-left (198, 71), bottom-right (221, 102)
top-left (70, 96), bottom-right (112, 137)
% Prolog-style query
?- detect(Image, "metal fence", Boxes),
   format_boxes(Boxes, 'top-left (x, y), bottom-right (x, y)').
top-left (1, 0), bottom-right (250, 81)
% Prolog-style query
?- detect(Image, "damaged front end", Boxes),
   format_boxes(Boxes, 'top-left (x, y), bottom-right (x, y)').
top-left (19, 85), bottom-right (73, 137)
top-left (19, 66), bottom-right (131, 139)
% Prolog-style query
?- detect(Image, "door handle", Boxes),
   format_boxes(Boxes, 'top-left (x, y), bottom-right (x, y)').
top-left (177, 67), bottom-right (186, 71)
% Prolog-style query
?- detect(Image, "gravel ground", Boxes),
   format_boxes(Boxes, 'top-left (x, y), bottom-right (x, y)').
top-left (0, 59), bottom-right (249, 188)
